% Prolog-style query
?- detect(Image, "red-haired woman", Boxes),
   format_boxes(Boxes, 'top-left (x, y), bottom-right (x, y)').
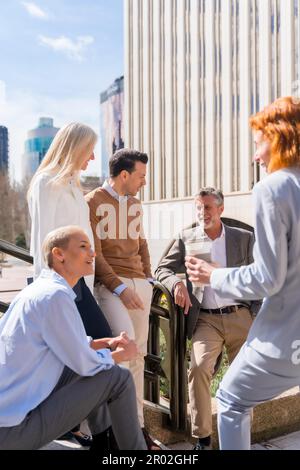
top-left (185, 96), bottom-right (300, 449)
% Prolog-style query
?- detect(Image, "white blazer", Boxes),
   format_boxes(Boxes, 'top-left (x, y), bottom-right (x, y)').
top-left (28, 172), bottom-right (95, 291)
top-left (211, 168), bottom-right (300, 361)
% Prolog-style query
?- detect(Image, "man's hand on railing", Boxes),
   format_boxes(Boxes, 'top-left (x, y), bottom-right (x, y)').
top-left (174, 281), bottom-right (192, 315)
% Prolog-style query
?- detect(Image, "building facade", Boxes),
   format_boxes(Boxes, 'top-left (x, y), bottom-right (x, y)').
top-left (100, 76), bottom-right (125, 179)
top-left (124, 0), bottom-right (300, 265)
top-left (22, 117), bottom-right (59, 181)
top-left (0, 126), bottom-right (9, 172)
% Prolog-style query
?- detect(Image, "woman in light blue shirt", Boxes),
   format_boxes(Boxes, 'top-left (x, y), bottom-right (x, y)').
top-left (27, 123), bottom-right (113, 447)
top-left (185, 96), bottom-right (300, 449)
top-left (0, 226), bottom-right (146, 450)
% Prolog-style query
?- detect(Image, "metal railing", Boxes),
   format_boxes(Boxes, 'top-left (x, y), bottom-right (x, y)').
top-left (0, 239), bottom-right (33, 264)
top-left (0, 239), bottom-right (33, 314)
top-left (144, 282), bottom-right (187, 431)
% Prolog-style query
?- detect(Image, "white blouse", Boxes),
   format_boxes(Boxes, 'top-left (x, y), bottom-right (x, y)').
top-left (28, 172), bottom-right (95, 291)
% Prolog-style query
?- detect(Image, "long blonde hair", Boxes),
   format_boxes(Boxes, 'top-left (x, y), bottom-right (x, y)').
top-left (27, 122), bottom-right (97, 200)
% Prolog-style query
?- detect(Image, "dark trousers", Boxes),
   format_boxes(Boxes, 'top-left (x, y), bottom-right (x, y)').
top-left (72, 278), bottom-right (113, 433)
top-left (0, 366), bottom-right (146, 450)
top-left (74, 278), bottom-right (112, 339)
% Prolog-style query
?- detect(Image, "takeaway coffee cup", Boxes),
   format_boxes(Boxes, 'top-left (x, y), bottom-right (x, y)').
top-left (185, 238), bottom-right (212, 287)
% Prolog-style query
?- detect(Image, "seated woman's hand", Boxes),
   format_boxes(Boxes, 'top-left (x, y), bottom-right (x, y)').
top-left (108, 331), bottom-right (130, 350)
top-left (112, 340), bottom-right (138, 363)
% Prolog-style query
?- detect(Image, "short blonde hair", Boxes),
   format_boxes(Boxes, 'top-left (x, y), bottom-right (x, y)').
top-left (42, 225), bottom-right (86, 268)
top-left (250, 96), bottom-right (300, 172)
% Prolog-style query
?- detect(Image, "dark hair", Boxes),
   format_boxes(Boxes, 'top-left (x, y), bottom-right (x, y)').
top-left (109, 148), bottom-right (148, 177)
top-left (196, 187), bottom-right (224, 206)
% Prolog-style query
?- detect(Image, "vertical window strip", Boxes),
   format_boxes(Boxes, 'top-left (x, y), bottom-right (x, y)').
top-left (296, 0), bottom-right (300, 83)
top-left (173, 0), bottom-right (178, 198)
top-left (129, 0), bottom-right (134, 146)
top-left (139, 2), bottom-right (144, 199)
top-left (255, 0), bottom-right (260, 113)
top-left (200, 0), bottom-right (206, 187)
top-left (138, 0), bottom-right (144, 201)
top-left (271, 0), bottom-right (278, 100)
top-left (149, 0), bottom-right (154, 200)
top-left (232, 0), bottom-right (239, 191)
top-left (215, 0), bottom-right (222, 189)
top-left (250, 0), bottom-right (255, 114)
top-left (250, 0), bottom-right (257, 187)
top-left (276, 0), bottom-right (281, 97)
top-left (271, 0), bottom-right (275, 101)
top-left (161, 0), bottom-right (166, 200)
top-left (201, 0), bottom-right (206, 186)
top-left (139, 0), bottom-right (144, 152)
top-left (236, 0), bottom-right (240, 191)
top-left (186, 0), bottom-right (191, 196)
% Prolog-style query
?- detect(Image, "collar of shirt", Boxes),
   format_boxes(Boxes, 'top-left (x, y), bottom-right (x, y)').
top-left (39, 269), bottom-right (77, 301)
top-left (102, 180), bottom-right (128, 202)
top-left (206, 222), bottom-right (225, 242)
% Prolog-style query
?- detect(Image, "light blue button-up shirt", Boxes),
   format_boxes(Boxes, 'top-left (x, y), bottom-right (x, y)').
top-left (0, 269), bottom-right (114, 427)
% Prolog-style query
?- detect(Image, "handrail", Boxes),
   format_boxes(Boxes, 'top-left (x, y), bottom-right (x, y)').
top-left (0, 239), bottom-right (32, 264)
top-left (0, 240), bottom-right (32, 314)
top-left (145, 281), bottom-right (187, 431)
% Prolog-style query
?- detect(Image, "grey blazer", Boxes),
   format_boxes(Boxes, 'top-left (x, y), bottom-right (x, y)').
top-left (155, 224), bottom-right (260, 339)
top-left (211, 168), bottom-right (300, 361)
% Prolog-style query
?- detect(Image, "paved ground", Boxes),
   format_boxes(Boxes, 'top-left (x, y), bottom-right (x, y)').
top-left (0, 256), bottom-right (33, 304)
top-left (41, 430), bottom-right (300, 451)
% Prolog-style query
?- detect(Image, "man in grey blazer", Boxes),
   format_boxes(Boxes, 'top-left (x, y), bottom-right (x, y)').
top-left (155, 187), bottom-right (259, 450)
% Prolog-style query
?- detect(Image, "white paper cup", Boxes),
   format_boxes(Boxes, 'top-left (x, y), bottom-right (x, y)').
top-left (185, 239), bottom-right (212, 287)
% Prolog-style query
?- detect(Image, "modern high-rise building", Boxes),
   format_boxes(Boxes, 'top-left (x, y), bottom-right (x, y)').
top-left (22, 117), bottom-right (59, 181)
top-left (125, 0), bottom-right (300, 264)
top-left (0, 126), bottom-right (9, 172)
top-left (100, 76), bottom-right (124, 179)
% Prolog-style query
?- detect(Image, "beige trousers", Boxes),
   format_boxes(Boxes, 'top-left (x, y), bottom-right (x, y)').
top-left (188, 308), bottom-right (253, 438)
top-left (94, 277), bottom-right (152, 427)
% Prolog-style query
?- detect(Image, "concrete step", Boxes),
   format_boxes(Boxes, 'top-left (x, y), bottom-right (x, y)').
top-left (42, 429), bottom-right (300, 451)
top-left (144, 387), bottom-right (300, 449)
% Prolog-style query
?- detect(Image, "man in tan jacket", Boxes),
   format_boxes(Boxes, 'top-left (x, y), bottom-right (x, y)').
top-left (86, 149), bottom-right (160, 450)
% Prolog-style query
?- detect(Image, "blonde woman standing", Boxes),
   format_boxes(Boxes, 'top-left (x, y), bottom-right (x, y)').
top-left (28, 122), bottom-right (114, 448)
top-left (28, 122), bottom-right (95, 287)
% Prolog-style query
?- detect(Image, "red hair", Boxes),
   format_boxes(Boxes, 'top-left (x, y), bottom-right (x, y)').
top-left (249, 96), bottom-right (300, 172)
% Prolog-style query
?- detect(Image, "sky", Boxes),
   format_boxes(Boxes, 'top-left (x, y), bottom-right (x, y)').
top-left (0, 0), bottom-right (124, 181)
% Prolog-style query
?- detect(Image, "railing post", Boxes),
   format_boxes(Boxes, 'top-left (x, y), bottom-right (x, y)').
top-left (147, 282), bottom-right (187, 432)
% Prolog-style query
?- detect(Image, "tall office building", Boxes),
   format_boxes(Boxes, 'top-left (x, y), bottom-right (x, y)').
top-left (124, 0), bottom-right (300, 263)
top-left (0, 126), bottom-right (9, 172)
top-left (100, 76), bottom-right (124, 178)
top-left (22, 117), bottom-right (59, 181)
